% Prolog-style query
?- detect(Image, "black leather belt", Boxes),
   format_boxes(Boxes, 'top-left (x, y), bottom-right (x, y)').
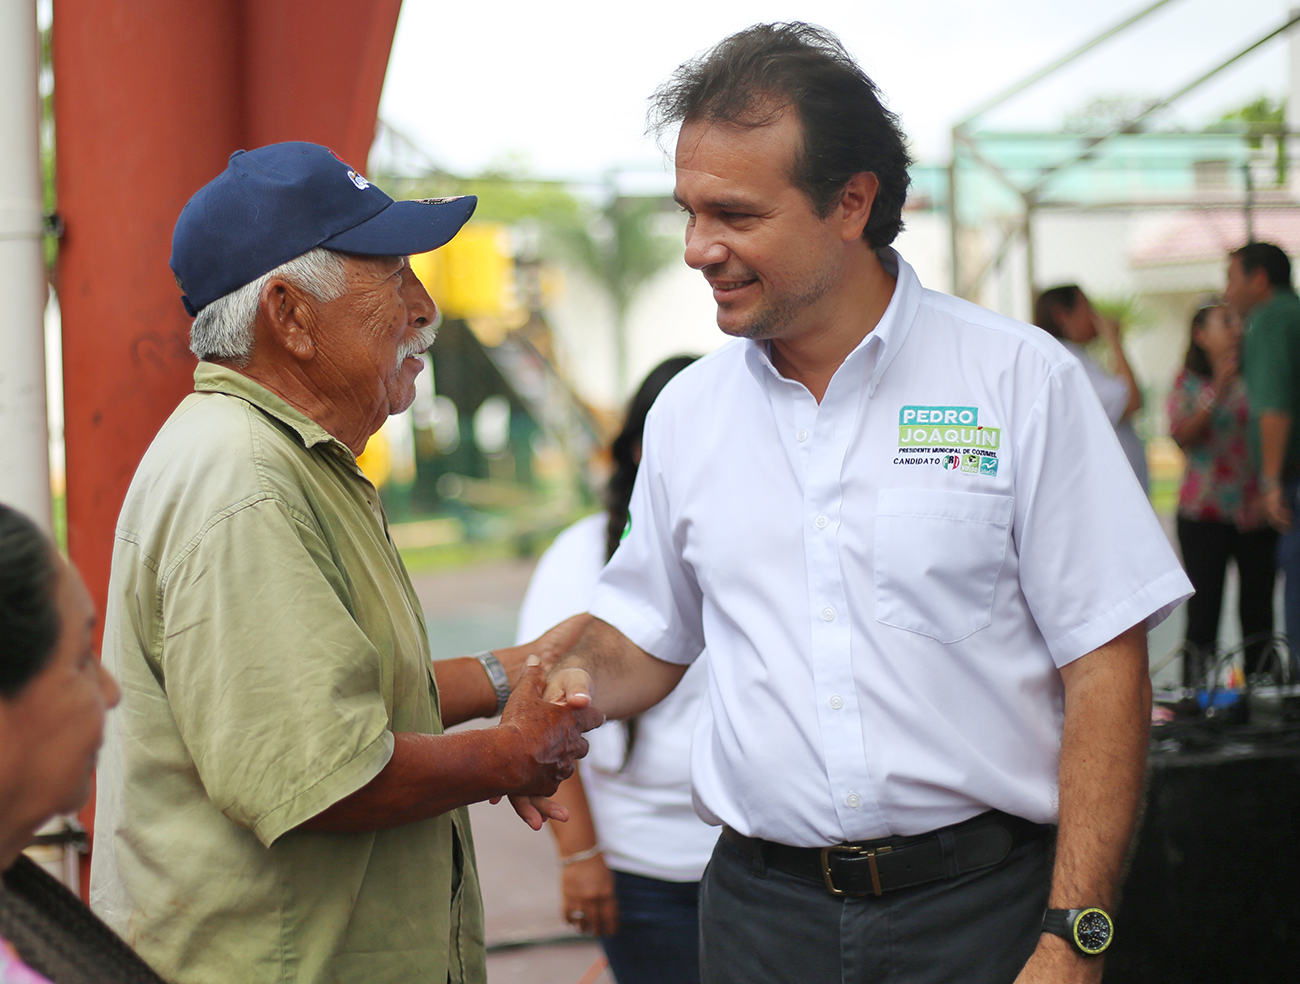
top-left (721, 810), bottom-right (1051, 898)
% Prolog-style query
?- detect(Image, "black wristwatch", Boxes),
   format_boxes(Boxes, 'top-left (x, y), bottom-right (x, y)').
top-left (1042, 907), bottom-right (1114, 955)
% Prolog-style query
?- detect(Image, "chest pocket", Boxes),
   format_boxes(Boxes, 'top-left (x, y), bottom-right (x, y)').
top-left (874, 488), bottom-right (1014, 643)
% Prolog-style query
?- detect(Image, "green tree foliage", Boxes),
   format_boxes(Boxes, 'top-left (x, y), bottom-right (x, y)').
top-left (550, 191), bottom-right (677, 397)
top-left (1216, 95), bottom-right (1287, 182)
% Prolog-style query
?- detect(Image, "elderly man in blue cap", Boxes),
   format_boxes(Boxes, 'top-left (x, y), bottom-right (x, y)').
top-left (89, 142), bottom-right (602, 984)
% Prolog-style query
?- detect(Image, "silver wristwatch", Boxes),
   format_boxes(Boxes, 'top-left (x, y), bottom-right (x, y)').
top-left (473, 651), bottom-right (511, 715)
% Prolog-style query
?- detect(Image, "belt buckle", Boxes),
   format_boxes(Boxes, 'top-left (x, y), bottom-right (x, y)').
top-left (820, 844), bottom-right (892, 897)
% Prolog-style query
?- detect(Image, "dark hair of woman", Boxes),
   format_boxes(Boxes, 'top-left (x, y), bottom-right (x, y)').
top-left (604, 355), bottom-right (700, 562)
top-left (1183, 305), bottom-right (1216, 379)
top-left (603, 355), bottom-right (699, 768)
top-left (0, 504), bottom-right (61, 699)
top-left (1033, 285), bottom-right (1082, 340)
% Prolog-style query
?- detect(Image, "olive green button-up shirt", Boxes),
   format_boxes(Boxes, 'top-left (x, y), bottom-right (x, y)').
top-left (90, 363), bottom-right (485, 984)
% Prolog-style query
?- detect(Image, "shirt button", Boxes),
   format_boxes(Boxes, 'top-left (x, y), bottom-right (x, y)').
top-left (846, 793), bottom-right (861, 809)
top-left (821, 607), bottom-right (836, 622)
top-left (814, 515), bottom-right (828, 529)
top-left (829, 695), bottom-right (844, 710)
top-left (796, 429), bottom-right (809, 442)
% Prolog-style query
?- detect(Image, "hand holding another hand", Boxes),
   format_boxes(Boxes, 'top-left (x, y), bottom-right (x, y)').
top-left (497, 657), bottom-right (604, 830)
top-left (492, 614), bottom-right (594, 687)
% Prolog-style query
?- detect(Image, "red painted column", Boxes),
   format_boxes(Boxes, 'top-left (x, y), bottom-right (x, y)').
top-left (54, 0), bottom-right (401, 633)
top-left (52, 0), bottom-right (402, 894)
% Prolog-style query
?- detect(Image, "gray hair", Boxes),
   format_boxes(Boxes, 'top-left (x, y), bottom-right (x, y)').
top-left (189, 248), bottom-right (350, 363)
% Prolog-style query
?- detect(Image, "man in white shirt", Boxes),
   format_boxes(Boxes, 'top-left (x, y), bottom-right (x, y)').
top-left (541, 22), bottom-right (1191, 984)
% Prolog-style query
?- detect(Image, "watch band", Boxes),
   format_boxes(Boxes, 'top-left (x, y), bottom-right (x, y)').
top-left (1042, 907), bottom-right (1114, 955)
top-left (473, 650), bottom-right (511, 716)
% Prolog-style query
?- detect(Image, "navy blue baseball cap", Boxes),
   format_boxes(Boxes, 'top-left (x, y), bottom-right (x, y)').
top-left (171, 141), bottom-right (477, 316)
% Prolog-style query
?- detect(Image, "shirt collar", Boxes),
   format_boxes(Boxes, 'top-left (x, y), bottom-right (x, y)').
top-left (1251, 286), bottom-right (1298, 319)
top-left (193, 362), bottom-right (350, 454)
top-left (741, 247), bottom-right (923, 397)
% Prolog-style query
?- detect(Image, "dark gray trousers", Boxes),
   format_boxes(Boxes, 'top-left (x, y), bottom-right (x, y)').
top-left (699, 830), bottom-right (1052, 984)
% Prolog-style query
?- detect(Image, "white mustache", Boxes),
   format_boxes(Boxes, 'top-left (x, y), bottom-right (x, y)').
top-left (395, 318), bottom-right (440, 370)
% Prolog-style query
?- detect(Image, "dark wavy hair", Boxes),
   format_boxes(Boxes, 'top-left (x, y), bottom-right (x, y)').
top-left (1231, 241), bottom-right (1292, 289)
top-left (1033, 285), bottom-right (1083, 340)
top-left (604, 355), bottom-right (698, 769)
top-left (648, 22), bottom-right (913, 248)
top-left (0, 505), bottom-right (61, 699)
top-left (604, 356), bottom-right (700, 562)
top-left (1183, 305), bottom-right (1218, 379)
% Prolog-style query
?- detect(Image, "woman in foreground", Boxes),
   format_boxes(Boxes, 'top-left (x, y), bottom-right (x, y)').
top-left (0, 503), bottom-right (161, 983)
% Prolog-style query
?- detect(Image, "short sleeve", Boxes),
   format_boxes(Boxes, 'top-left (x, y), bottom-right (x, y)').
top-left (588, 410), bottom-right (706, 665)
top-left (160, 496), bottom-right (394, 846)
top-left (1013, 360), bottom-right (1192, 665)
top-left (1245, 311), bottom-right (1298, 413)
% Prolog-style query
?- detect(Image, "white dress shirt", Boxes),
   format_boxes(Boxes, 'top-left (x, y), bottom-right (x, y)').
top-left (589, 250), bottom-right (1191, 848)
top-left (516, 513), bottom-right (717, 881)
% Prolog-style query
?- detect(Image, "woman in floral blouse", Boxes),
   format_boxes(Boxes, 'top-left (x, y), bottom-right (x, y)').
top-left (1169, 303), bottom-right (1278, 683)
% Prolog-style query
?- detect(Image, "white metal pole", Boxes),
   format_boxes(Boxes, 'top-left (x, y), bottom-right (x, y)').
top-left (0, 0), bottom-right (52, 531)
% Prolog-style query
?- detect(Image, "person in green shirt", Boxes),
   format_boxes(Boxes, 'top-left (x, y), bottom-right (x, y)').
top-left (1225, 240), bottom-right (1300, 656)
top-left (89, 143), bottom-right (603, 984)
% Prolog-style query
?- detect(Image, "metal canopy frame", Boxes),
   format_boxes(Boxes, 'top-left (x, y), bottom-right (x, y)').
top-left (948, 0), bottom-right (1300, 306)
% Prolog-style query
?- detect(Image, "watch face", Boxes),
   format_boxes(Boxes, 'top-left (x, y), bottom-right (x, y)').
top-left (1073, 909), bottom-right (1113, 954)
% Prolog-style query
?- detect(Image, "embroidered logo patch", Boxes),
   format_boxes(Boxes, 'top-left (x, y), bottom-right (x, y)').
top-left (891, 405), bottom-right (1001, 476)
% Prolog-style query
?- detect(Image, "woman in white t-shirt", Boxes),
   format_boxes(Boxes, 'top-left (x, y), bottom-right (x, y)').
top-left (515, 356), bottom-right (716, 984)
top-left (1035, 284), bottom-right (1148, 492)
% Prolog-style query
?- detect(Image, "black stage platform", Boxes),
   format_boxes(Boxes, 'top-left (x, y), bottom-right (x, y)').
top-left (1104, 721), bottom-right (1300, 981)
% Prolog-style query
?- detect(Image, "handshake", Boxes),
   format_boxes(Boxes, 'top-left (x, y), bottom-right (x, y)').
top-left (485, 614), bottom-right (607, 830)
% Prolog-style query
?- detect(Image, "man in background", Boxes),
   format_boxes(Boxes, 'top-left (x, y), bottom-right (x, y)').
top-left (1226, 240), bottom-right (1300, 652)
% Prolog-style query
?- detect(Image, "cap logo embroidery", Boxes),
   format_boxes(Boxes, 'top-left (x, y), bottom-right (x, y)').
top-left (347, 170), bottom-right (371, 190)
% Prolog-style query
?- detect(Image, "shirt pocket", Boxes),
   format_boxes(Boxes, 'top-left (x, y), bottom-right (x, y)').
top-left (874, 488), bottom-right (1014, 643)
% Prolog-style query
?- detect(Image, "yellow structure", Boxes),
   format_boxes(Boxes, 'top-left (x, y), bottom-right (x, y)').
top-left (410, 223), bottom-right (513, 319)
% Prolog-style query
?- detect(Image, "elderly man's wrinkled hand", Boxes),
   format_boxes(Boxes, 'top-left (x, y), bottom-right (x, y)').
top-left (497, 657), bottom-right (604, 829)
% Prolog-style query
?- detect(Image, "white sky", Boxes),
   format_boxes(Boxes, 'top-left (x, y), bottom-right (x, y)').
top-left (380, 0), bottom-right (1297, 188)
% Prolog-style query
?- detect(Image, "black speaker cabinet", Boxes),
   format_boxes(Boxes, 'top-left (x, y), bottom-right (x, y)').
top-left (1103, 740), bottom-right (1300, 981)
